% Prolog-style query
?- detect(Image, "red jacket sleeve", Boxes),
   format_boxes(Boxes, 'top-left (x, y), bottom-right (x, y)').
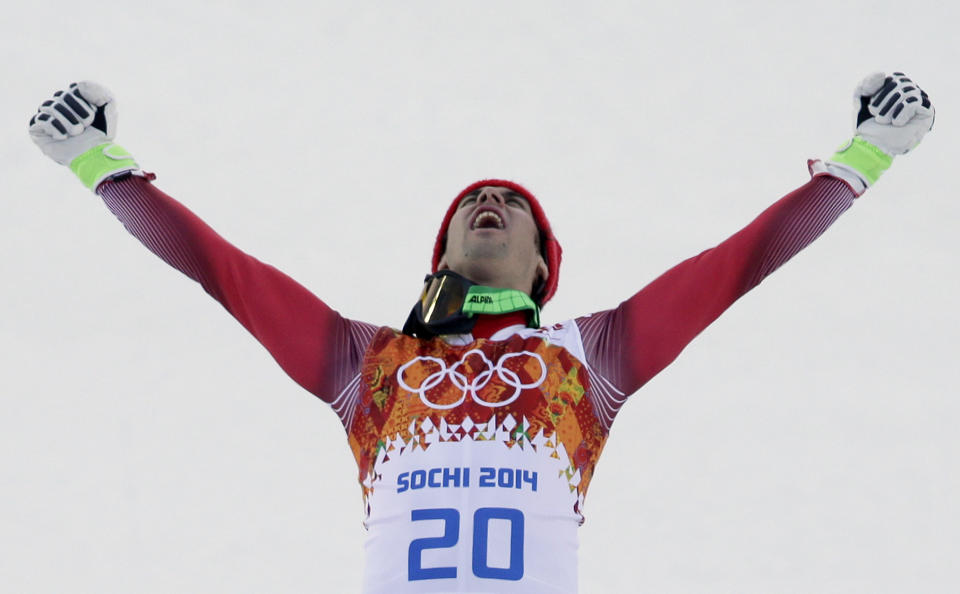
top-left (96, 174), bottom-right (378, 405)
top-left (577, 173), bottom-right (856, 426)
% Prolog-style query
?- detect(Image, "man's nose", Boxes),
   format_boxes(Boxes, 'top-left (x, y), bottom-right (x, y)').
top-left (477, 188), bottom-right (505, 204)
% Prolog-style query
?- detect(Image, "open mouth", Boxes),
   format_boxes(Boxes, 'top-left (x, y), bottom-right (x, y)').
top-left (471, 210), bottom-right (504, 230)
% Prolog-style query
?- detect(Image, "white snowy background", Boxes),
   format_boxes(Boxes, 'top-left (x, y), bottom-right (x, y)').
top-left (1, 1), bottom-right (957, 592)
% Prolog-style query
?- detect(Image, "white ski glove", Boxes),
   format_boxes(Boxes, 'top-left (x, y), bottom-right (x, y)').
top-left (29, 81), bottom-right (139, 190)
top-left (813, 72), bottom-right (934, 194)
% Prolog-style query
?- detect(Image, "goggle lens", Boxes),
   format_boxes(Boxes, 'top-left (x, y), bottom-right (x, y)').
top-left (420, 273), bottom-right (469, 325)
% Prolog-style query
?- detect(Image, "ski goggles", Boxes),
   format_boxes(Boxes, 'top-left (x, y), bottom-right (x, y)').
top-left (402, 270), bottom-right (540, 338)
top-left (419, 270), bottom-right (471, 326)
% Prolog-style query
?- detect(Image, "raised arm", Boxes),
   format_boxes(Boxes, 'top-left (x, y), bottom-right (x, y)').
top-left (578, 174), bottom-right (854, 406)
top-left (29, 81), bottom-right (378, 408)
top-left (577, 72), bottom-right (935, 427)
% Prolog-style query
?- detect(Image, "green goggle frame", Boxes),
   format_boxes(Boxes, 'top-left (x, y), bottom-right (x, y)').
top-left (403, 270), bottom-right (540, 338)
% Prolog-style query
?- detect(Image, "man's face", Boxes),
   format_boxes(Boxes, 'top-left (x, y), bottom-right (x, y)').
top-left (438, 186), bottom-right (548, 295)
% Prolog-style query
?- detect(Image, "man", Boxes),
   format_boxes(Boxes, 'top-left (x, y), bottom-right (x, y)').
top-left (29, 72), bottom-right (934, 594)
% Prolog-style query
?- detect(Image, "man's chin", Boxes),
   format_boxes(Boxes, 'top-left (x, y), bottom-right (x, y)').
top-left (461, 241), bottom-right (509, 261)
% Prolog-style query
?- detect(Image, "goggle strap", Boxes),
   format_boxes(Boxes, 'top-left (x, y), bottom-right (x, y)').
top-left (461, 286), bottom-right (540, 328)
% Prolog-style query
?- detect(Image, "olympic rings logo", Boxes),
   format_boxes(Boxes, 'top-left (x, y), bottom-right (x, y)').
top-left (396, 349), bottom-right (547, 410)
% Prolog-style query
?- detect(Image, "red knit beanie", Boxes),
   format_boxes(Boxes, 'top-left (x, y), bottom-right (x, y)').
top-left (432, 179), bottom-right (562, 305)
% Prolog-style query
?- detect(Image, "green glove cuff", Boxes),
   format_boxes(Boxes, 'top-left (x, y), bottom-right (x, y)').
top-left (829, 137), bottom-right (893, 186)
top-left (69, 143), bottom-right (139, 190)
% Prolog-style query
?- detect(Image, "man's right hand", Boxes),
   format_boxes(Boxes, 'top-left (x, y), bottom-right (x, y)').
top-left (29, 81), bottom-right (139, 191)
